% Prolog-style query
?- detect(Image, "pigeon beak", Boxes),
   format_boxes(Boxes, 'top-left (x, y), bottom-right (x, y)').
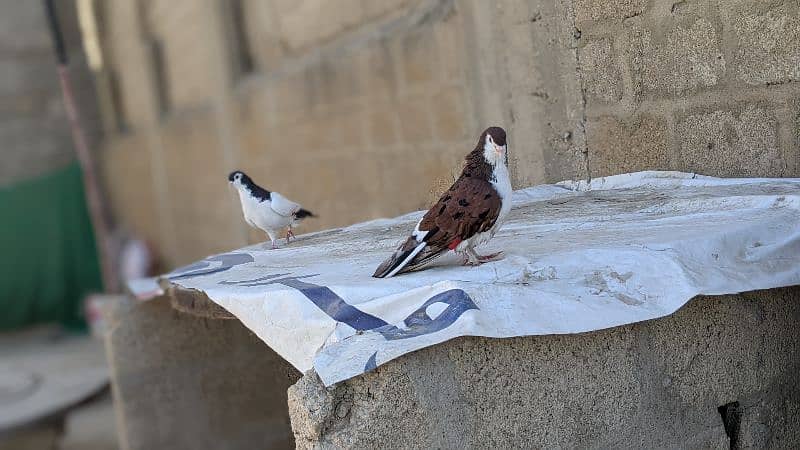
top-left (494, 144), bottom-right (505, 156)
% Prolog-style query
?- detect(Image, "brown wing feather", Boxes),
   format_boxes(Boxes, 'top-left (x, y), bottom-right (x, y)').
top-left (372, 177), bottom-right (502, 277)
top-left (372, 176), bottom-right (502, 278)
top-left (419, 175), bottom-right (502, 250)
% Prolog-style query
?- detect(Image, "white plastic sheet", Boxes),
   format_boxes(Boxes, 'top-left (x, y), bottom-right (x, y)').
top-left (130, 172), bottom-right (800, 386)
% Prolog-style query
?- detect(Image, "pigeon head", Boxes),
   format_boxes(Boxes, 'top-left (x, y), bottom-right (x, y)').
top-left (480, 126), bottom-right (507, 166)
top-left (228, 170), bottom-right (250, 188)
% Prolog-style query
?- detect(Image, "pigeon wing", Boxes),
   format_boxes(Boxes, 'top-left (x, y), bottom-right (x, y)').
top-left (373, 176), bottom-right (502, 277)
top-left (419, 176), bottom-right (502, 250)
top-left (269, 191), bottom-right (301, 217)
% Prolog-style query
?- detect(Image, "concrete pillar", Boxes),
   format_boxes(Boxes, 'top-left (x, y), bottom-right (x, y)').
top-left (288, 288), bottom-right (800, 449)
top-left (105, 296), bottom-right (300, 450)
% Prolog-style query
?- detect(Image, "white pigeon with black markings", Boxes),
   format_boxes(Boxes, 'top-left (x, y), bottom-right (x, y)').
top-left (228, 170), bottom-right (315, 249)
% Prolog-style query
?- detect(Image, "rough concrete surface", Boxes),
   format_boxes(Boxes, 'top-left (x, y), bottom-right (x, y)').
top-left (676, 105), bottom-right (784, 177)
top-left (585, 114), bottom-right (671, 178)
top-left (105, 297), bottom-right (300, 450)
top-left (626, 17), bottom-right (726, 97)
top-left (289, 287), bottom-right (800, 449)
top-left (579, 38), bottom-right (623, 104)
top-left (726, 5), bottom-right (800, 86)
top-left (574, 0), bottom-right (647, 25)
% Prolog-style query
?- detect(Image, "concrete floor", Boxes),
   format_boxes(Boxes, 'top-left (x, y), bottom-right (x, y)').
top-left (60, 393), bottom-right (118, 450)
top-left (1, 394), bottom-right (117, 450)
top-left (0, 326), bottom-right (118, 449)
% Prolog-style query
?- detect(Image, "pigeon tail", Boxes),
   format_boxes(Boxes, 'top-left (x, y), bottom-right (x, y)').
top-left (295, 208), bottom-right (315, 219)
top-left (372, 237), bottom-right (446, 278)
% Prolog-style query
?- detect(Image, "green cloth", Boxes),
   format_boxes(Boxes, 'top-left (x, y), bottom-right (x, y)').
top-left (0, 161), bottom-right (102, 330)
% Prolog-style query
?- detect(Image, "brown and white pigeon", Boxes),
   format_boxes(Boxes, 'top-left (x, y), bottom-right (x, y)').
top-left (373, 126), bottom-right (512, 278)
top-left (228, 170), bottom-right (315, 249)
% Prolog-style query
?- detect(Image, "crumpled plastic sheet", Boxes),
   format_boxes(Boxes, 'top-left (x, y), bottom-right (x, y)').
top-left (129, 171), bottom-right (800, 386)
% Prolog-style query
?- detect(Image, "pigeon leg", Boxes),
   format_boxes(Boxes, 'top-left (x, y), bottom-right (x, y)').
top-left (266, 230), bottom-right (278, 249)
top-left (286, 227), bottom-right (295, 244)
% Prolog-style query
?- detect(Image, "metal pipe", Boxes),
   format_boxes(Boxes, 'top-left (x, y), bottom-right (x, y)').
top-left (43, 0), bottom-right (118, 293)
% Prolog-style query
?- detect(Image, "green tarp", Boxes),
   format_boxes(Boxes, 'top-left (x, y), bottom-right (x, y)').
top-left (0, 162), bottom-right (102, 330)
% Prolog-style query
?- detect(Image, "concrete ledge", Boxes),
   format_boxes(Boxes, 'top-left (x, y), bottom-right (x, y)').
top-left (288, 287), bottom-right (800, 448)
top-left (105, 296), bottom-right (301, 450)
top-left (167, 285), bottom-right (236, 320)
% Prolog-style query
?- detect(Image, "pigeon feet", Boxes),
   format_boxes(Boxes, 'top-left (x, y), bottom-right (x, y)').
top-left (477, 251), bottom-right (504, 262)
top-left (461, 253), bottom-right (481, 266)
top-left (286, 228), bottom-right (295, 244)
top-left (462, 249), bottom-right (504, 266)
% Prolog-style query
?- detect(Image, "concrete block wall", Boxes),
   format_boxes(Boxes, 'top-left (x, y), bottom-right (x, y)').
top-left (98, 0), bottom-right (479, 265)
top-left (238, 0), bottom-right (476, 235)
top-left (96, 0), bottom-right (799, 266)
top-left (574, 0), bottom-right (800, 179)
top-left (469, 0), bottom-right (800, 185)
top-left (99, 0), bottom-right (243, 263)
top-left (0, 1), bottom-right (75, 185)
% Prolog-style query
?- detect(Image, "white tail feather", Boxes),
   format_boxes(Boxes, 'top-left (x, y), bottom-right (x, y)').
top-left (385, 242), bottom-right (427, 278)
